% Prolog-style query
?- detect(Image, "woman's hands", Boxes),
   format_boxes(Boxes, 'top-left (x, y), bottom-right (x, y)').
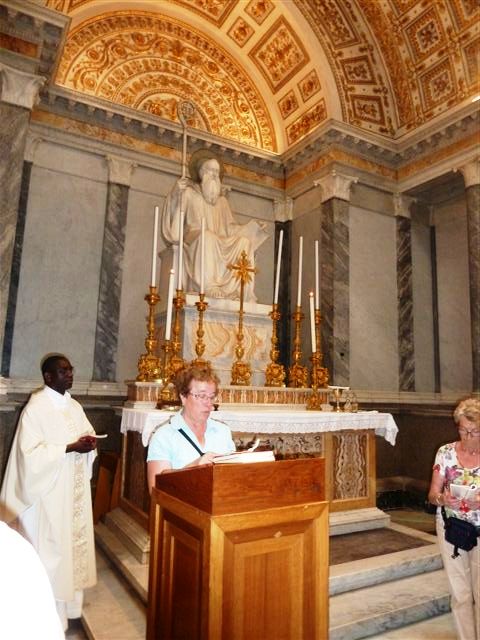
top-left (194, 452), bottom-right (217, 466)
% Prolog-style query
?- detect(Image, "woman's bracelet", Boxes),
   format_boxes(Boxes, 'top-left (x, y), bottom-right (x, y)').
top-left (435, 493), bottom-right (443, 506)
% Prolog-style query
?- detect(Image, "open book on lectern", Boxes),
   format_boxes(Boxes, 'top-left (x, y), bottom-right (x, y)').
top-left (213, 450), bottom-right (275, 464)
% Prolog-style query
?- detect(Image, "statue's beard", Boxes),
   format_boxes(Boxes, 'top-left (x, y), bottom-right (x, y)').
top-left (201, 175), bottom-right (221, 205)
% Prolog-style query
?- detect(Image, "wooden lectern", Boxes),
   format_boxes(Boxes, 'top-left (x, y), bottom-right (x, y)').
top-left (147, 458), bottom-right (328, 640)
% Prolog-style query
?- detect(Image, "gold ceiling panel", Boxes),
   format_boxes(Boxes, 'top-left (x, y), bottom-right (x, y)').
top-left (55, 11), bottom-right (276, 151)
top-left (168, 0), bottom-right (236, 26)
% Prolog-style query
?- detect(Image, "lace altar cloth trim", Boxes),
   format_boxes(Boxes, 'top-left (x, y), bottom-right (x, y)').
top-left (121, 408), bottom-right (398, 448)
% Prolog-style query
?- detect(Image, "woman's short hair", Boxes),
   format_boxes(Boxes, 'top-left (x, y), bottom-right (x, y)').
top-left (174, 363), bottom-right (220, 398)
top-left (453, 397), bottom-right (480, 427)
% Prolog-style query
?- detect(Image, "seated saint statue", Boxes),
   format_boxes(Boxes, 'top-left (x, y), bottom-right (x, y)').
top-left (161, 149), bottom-right (268, 302)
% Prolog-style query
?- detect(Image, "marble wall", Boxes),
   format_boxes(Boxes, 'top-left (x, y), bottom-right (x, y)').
top-left (434, 197), bottom-right (471, 391)
top-left (349, 204), bottom-right (398, 390)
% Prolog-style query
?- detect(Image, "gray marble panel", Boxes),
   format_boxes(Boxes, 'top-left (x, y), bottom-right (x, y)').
top-left (466, 184), bottom-right (480, 391)
top-left (321, 198), bottom-right (350, 385)
top-left (1, 161), bottom-right (32, 376)
top-left (93, 182), bottom-right (129, 381)
top-left (396, 216), bottom-right (415, 391)
top-left (0, 104), bottom-right (29, 363)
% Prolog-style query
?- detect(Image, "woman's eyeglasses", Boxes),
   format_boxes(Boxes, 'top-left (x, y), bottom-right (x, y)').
top-left (188, 392), bottom-right (218, 404)
top-left (458, 428), bottom-right (480, 438)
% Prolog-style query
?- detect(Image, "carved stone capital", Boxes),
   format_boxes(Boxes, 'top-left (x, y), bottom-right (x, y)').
top-left (273, 197), bottom-right (293, 222)
top-left (106, 155), bottom-right (136, 186)
top-left (314, 170), bottom-right (358, 203)
top-left (0, 62), bottom-right (45, 109)
top-left (454, 158), bottom-right (480, 188)
top-left (393, 192), bottom-right (416, 218)
top-left (24, 136), bottom-right (43, 163)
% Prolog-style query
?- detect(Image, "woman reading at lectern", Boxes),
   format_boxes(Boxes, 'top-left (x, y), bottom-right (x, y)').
top-left (146, 364), bottom-right (235, 492)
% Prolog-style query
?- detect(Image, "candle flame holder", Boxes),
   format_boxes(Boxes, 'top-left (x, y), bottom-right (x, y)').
top-left (136, 286), bottom-right (162, 381)
top-left (265, 303), bottom-right (285, 386)
top-left (192, 293), bottom-right (210, 366)
top-left (288, 306), bottom-right (309, 388)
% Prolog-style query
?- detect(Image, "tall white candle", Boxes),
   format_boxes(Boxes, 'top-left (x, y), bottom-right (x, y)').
top-left (150, 206), bottom-right (159, 287)
top-left (309, 292), bottom-right (316, 353)
top-left (314, 240), bottom-right (319, 309)
top-left (273, 229), bottom-right (284, 304)
top-left (165, 269), bottom-right (175, 340)
top-left (200, 217), bottom-right (205, 294)
top-left (177, 209), bottom-right (184, 290)
top-left (296, 236), bottom-right (303, 307)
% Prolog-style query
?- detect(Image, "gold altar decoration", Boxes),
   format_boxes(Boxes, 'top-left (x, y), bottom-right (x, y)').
top-left (228, 250), bottom-right (257, 386)
top-left (313, 308), bottom-right (329, 387)
top-left (192, 293), bottom-right (210, 367)
top-left (306, 352), bottom-right (323, 410)
top-left (265, 303), bottom-right (286, 386)
top-left (136, 286), bottom-right (162, 382)
top-left (169, 289), bottom-right (186, 377)
top-left (288, 306), bottom-right (309, 388)
top-left (157, 339), bottom-right (180, 410)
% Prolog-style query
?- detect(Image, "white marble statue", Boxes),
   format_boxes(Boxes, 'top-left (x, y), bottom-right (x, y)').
top-left (161, 149), bottom-right (268, 302)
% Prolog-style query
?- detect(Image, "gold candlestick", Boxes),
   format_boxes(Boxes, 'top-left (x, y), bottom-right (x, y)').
top-left (229, 251), bottom-right (256, 386)
top-left (307, 352), bottom-right (322, 410)
top-left (265, 303), bottom-right (286, 386)
top-left (136, 286), bottom-right (162, 381)
top-left (192, 293), bottom-right (209, 366)
top-left (288, 306), bottom-right (309, 388)
top-left (313, 308), bottom-right (329, 387)
top-left (157, 339), bottom-right (180, 409)
top-left (169, 288), bottom-right (186, 376)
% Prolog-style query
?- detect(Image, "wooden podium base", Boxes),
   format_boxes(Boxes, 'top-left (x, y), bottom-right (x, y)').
top-left (147, 459), bottom-right (329, 640)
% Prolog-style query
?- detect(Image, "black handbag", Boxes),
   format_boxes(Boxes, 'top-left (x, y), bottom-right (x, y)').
top-left (441, 507), bottom-right (479, 558)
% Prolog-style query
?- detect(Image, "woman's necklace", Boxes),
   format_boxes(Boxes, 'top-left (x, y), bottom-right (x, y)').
top-left (460, 444), bottom-right (480, 456)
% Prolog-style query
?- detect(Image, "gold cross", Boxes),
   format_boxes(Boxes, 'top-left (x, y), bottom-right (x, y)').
top-left (227, 250), bottom-right (258, 284)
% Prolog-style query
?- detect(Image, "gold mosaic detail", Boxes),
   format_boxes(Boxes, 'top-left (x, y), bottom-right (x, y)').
top-left (298, 69), bottom-right (321, 102)
top-left (340, 56), bottom-right (375, 85)
top-left (169, 0), bottom-right (236, 26)
top-left (56, 12), bottom-right (276, 151)
top-left (278, 90), bottom-right (299, 120)
top-left (286, 99), bottom-right (327, 146)
top-left (463, 37), bottom-right (480, 85)
top-left (244, 0), bottom-right (275, 26)
top-left (405, 7), bottom-right (445, 64)
top-left (419, 58), bottom-right (456, 108)
top-left (351, 95), bottom-right (386, 126)
top-left (249, 16), bottom-right (310, 94)
top-left (228, 17), bottom-right (254, 47)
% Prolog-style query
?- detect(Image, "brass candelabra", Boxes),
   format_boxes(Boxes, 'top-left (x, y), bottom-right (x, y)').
top-left (288, 306), bottom-right (309, 387)
top-left (157, 339), bottom-right (180, 409)
top-left (192, 293), bottom-right (210, 366)
top-left (312, 308), bottom-right (329, 388)
top-left (265, 303), bottom-right (286, 386)
top-left (169, 288), bottom-right (186, 377)
top-left (306, 352), bottom-right (323, 410)
top-left (136, 286), bottom-right (162, 382)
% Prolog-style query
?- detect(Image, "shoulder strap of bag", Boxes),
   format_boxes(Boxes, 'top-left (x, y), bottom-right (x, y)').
top-left (178, 428), bottom-right (204, 456)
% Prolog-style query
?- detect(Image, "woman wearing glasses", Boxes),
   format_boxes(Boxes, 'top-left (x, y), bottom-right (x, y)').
top-left (147, 363), bottom-right (235, 492)
top-left (428, 397), bottom-right (480, 640)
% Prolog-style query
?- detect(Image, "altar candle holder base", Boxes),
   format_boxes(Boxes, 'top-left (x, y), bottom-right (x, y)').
top-left (265, 303), bottom-right (286, 387)
top-left (288, 306), bottom-right (308, 388)
top-left (307, 353), bottom-right (322, 410)
top-left (157, 339), bottom-right (181, 410)
top-left (136, 286), bottom-right (162, 382)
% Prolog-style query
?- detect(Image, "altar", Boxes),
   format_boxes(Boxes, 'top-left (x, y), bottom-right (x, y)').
top-left (119, 406), bottom-right (398, 536)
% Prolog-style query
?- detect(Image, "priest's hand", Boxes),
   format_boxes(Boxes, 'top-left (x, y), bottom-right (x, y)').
top-left (66, 435), bottom-right (97, 454)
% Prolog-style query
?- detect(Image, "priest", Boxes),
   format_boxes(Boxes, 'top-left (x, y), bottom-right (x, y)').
top-left (0, 354), bottom-right (97, 631)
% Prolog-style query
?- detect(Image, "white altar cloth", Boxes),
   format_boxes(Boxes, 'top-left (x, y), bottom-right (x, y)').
top-left (121, 407), bottom-right (398, 448)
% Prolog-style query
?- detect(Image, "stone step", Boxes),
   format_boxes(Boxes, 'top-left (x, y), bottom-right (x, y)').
top-left (82, 551), bottom-right (146, 640)
top-left (368, 612), bottom-right (456, 639)
top-left (329, 569), bottom-right (450, 640)
top-left (330, 542), bottom-right (442, 595)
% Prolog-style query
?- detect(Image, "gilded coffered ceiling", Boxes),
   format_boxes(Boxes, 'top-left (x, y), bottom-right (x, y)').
top-left (45, 0), bottom-right (479, 153)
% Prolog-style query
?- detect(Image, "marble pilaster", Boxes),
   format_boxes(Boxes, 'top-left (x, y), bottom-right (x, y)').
top-left (315, 172), bottom-right (357, 385)
top-left (0, 63), bottom-right (44, 370)
top-left (394, 194), bottom-right (416, 392)
top-left (92, 157), bottom-right (134, 381)
top-left (273, 198), bottom-right (293, 370)
top-left (456, 160), bottom-right (480, 391)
